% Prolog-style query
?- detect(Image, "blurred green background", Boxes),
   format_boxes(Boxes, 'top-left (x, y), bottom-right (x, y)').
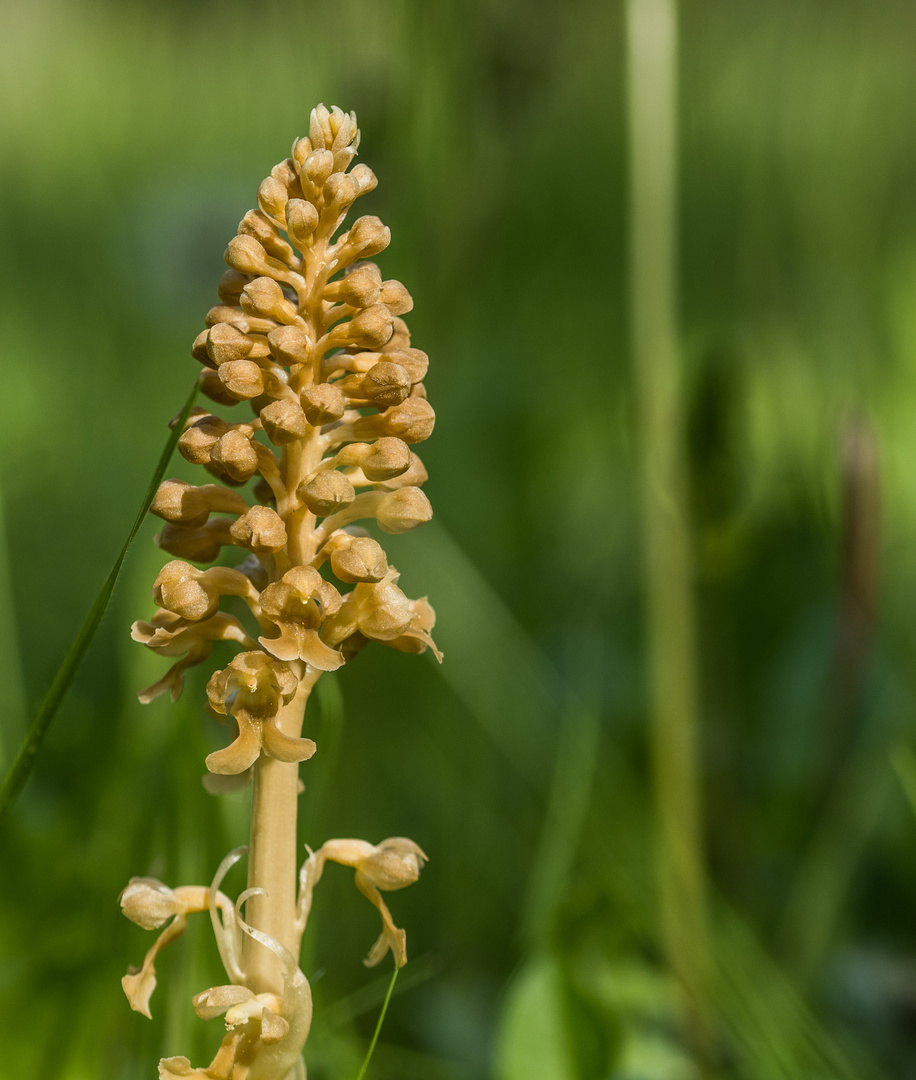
top-left (3, 0), bottom-right (916, 1076)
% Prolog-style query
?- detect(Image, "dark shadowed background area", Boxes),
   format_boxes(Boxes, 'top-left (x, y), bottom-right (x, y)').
top-left (3, 0), bottom-right (916, 1077)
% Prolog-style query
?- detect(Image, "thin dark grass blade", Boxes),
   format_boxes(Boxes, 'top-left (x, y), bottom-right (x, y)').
top-left (354, 965), bottom-right (399, 1080)
top-left (0, 379), bottom-right (200, 819)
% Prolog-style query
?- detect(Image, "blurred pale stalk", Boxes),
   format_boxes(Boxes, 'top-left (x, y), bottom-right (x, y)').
top-left (626, 0), bottom-right (712, 1063)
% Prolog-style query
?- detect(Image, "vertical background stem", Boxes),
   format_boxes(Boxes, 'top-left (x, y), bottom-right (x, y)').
top-left (626, 0), bottom-right (713, 1061)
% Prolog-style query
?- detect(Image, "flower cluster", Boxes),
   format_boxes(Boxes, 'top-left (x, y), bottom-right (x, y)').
top-left (121, 106), bottom-right (433, 1079)
top-left (135, 104), bottom-right (439, 765)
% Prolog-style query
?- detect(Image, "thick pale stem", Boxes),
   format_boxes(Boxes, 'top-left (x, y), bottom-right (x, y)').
top-left (244, 673), bottom-right (317, 995)
top-left (243, 219), bottom-right (331, 999)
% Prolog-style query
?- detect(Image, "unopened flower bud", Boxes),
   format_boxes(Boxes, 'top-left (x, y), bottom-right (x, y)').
top-left (324, 347), bottom-right (427, 384)
top-left (237, 210), bottom-right (297, 264)
top-left (375, 487), bottom-right (433, 533)
top-left (357, 362), bottom-right (412, 407)
top-left (303, 149), bottom-right (334, 192)
top-left (151, 479), bottom-right (248, 528)
top-left (359, 437), bottom-right (411, 481)
top-left (299, 471), bottom-right (356, 516)
top-left (319, 532), bottom-right (389, 583)
top-left (271, 157), bottom-right (299, 189)
top-left (217, 270), bottom-right (249, 305)
top-left (286, 199), bottom-right (319, 247)
top-left (394, 348), bottom-right (429, 384)
top-left (260, 399), bottom-right (308, 444)
top-left (350, 163), bottom-right (377, 195)
top-left (301, 382), bottom-right (346, 425)
top-left (205, 305), bottom-right (276, 336)
top-left (334, 147), bottom-right (358, 174)
top-left (291, 135), bottom-right (312, 171)
top-left (310, 104), bottom-right (358, 152)
top-left (379, 279), bottom-right (413, 316)
top-left (156, 519), bottom-right (233, 563)
top-left (191, 329), bottom-right (211, 365)
top-left (322, 172), bottom-right (360, 217)
top-left (207, 323), bottom-right (253, 367)
top-left (267, 324), bottom-right (311, 367)
top-left (387, 317), bottom-right (411, 350)
top-left (329, 106), bottom-right (359, 151)
top-left (230, 506), bottom-right (288, 554)
top-left (178, 414), bottom-right (231, 465)
top-left (334, 216), bottom-right (391, 269)
top-left (225, 234), bottom-right (287, 279)
top-left (324, 264), bottom-right (382, 308)
top-left (327, 304), bottom-right (393, 349)
top-left (198, 369), bottom-right (239, 407)
top-left (218, 359), bottom-right (265, 400)
top-left (346, 397), bottom-right (435, 445)
top-left (153, 560), bottom-right (254, 621)
top-left (374, 451), bottom-right (428, 491)
top-left (309, 105), bottom-right (332, 148)
top-left (210, 429), bottom-right (260, 482)
top-left (257, 175), bottom-right (288, 222)
top-left (240, 277), bottom-right (298, 324)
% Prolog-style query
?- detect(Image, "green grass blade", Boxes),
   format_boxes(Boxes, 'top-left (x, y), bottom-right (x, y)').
top-left (355, 965), bottom-right (399, 1080)
top-left (0, 379), bottom-right (200, 819)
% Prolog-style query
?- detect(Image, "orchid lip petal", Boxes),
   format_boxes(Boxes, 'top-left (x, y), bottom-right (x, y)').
top-left (205, 716), bottom-right (262, 775)
top-left (262, 722), bottom-right (317, 764)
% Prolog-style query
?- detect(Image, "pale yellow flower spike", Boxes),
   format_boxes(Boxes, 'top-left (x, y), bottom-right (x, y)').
top-left (120, 104), bottom-right (436, 1079)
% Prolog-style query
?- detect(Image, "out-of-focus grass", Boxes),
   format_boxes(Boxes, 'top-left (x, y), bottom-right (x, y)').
top-left (3, 0), bottom-right (916, 1077)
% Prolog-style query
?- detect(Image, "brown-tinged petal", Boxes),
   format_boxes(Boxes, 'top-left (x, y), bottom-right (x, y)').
top-left (259, 625), bottom-right (344, 671)
top-left (261, 721), bottom-right (317, 764)
top-left (137, 660), bottom-right (195, 705)
top-left (121, 914), bottom-right (188, 1018)
top-left (298, 628), bottom-right (346, 671)
top-left (257, 623), bottom-right (308, 663)
top-left (205, 716), bottom-right (263, 775)
top-left (355, 874), bottom-right (408, 968)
